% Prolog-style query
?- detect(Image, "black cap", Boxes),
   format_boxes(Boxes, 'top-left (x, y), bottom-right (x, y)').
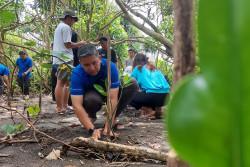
top-left (19, 51), bottom-right (25, 55)
top-left (99, 36), bottom-right (107, 41)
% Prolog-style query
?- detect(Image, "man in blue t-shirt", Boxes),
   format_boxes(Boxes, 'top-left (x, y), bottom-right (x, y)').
top-left (0, 64), bottom-right (10, 102)
top-left (70, 44), bottom-right (138, 139)
top-left (14, 51), bottom-right (33, 99)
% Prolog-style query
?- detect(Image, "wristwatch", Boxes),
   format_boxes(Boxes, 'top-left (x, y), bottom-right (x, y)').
top-left (88, 128), bottom-right (96, 136)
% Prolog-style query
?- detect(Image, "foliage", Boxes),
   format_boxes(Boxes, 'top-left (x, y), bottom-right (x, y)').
top-left (1, 123), bottom-right (23, 134)
top-left (157, 59), bottom-right (173, 85)
top-left (27, 104), bottom-right (40, 118)
top-left (0, 11), bottom-right (15, 28)
top-left (167, 0), bottom-right (250, 167)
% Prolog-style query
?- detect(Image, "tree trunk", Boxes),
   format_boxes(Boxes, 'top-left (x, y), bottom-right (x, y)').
top-left (173, 0), bottom-right (196, 83)
top-left (170, 0), bottom-right (196, 166)
top-left (62, 137), bottom-right (169, 162)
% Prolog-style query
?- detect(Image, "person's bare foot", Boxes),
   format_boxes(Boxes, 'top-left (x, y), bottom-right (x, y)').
top-left (155, 107), bottom-right (164, 118)
top-left (140, 106), bottom-right (155, 119)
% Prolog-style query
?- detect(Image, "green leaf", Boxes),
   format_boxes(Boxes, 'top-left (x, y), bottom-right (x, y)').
top-left (1, 124), bottom-right (17, 134)
top-left (22, 26), bottom-right (32, 33)
top-left (40, 50), bottom-right (51, 54)
top-left (24, 41), bottom-right (36, 46)
top-left (51, 51), bottom-right (63, 58)
top-left (16, 124), bottom-right (23, 132)
top-left (94, 84), bottom-right (107, 96)
top-left (167, 1), bottom-right (250, 167)
top-left (0, 11), bottom-right (15, 28)
top-left (42, 63), bottom-right (53, 68)
top-left (27, 106), bottom-right (36, 114)
top-left (124, 83), bottom-right (132, 88)
top-left (123, 74), bottom-right (129, 83)
top-left (61, 55), bottom-right (70, 59)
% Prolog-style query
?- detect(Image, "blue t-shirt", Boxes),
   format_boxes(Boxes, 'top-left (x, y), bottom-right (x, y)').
top-left (131, 65), bottom-right (170, 93)
top-left (70, 59), bottom-right (120, 95)
top-left (16, 57), bottom-right (33, 77)
top-left (0, 64), bottom-right (9, 76)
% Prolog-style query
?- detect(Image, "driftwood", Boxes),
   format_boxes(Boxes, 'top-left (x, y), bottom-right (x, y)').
top-left (63, 137), bottom-right (169, 162)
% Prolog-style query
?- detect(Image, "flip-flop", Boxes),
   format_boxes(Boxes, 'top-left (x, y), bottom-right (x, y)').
top-left (66, 106), bottom-right (74, 111)
top-left (63, 108), bottom-right (75, 115)
top-left (57, 109), bottom-right (67, 115)
top-left (57, 109), bottom-right (74, 115)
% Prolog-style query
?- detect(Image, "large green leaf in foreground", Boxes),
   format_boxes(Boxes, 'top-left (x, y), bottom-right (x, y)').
top-left (167, 0), bottom-right (250, 167)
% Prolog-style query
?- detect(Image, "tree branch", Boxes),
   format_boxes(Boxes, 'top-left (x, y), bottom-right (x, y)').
top-left (121, 1), bottom-right (162, 34)
top-left (94, 11), bottom-right (123, 42)
top-left (86, 0), bottom-right (94, 42)
top-left (0, 0), bottom-right (14, 10)
top-left (115, 0), bottom-right (173, 57)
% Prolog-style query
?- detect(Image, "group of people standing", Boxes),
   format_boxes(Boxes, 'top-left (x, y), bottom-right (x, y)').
top-left (0, 9), bottom-right (170, 140)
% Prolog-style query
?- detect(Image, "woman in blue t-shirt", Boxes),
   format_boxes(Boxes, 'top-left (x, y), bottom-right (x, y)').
top-left (130, 53), bottom-right (170, 119)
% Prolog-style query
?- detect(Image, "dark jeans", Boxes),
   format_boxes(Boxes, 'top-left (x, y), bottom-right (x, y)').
top-left (0, 76), bottom-right (4, 94)
top-left (130, 91), bottom-right (169, 110)
top-left (17, 77), bottom-right (30, 95)
top-left (51, 68), bottom-right (57, 101)
top-left (83, 78), bottom-right (138, 119)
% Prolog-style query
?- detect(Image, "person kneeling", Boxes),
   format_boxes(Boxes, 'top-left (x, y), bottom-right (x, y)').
top-left (70, 44), bottom-right (138, 139)
top-left (130, 53), bottom-right (170, 119)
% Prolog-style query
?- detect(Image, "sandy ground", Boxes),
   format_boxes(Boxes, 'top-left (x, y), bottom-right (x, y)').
top-left (0, 95), bottom-right (170, 167)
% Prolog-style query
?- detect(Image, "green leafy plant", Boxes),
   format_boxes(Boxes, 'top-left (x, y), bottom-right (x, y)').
top-left (27, 104), bottom-right (40, 118)
top-left (166, 0), bottom-right (250, 167)
top-left (94, 74), bottom-right (133, 138)
top-left (1, 123), bottom-right (23, 134)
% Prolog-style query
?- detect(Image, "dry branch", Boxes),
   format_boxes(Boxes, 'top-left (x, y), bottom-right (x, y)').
top-left (0, 105), bottom-right (88, 154)
top-left (0, 154), bottom-right (9, 157)
top-left (65, 137), bottom-right (169, 162)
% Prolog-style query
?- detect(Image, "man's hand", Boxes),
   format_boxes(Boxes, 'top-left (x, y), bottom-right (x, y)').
top-left (22, 71), bottom-right (27, 76)
top-left (92, 129), bottom-right (102, 139)
top-left (78, 41), bottom-right (86, 47)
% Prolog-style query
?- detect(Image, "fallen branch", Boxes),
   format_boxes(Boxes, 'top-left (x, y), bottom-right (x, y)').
top-left (0, 106), bottom-right (88, 153)
top-left (64, 137), bottom-right (169, 162)
top-left (0, 139), bottom-right (38, 144)
top-left (0, 154), bottom-right (9, 157)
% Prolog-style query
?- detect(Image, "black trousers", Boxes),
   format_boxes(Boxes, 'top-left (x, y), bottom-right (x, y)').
top-left (17, 77), bottom-right (30, 95)
top-left (83, 78), bottom-right (138, 119)
top-left (0, 76), bottom-right (4, 94)
top-left (130, 91), bottom-right (169, 110)
top-left (51, 68), bottom-right (57, 101)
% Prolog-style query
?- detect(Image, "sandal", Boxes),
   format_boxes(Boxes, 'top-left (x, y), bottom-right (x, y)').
top-left (57, 108), bottom-right (74, 115)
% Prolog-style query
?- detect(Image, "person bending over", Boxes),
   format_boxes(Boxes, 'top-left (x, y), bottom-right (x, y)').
top-left (70, 44), bottom-right (138, 139)
top-left (130, 53), bottom-right (170, 119)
